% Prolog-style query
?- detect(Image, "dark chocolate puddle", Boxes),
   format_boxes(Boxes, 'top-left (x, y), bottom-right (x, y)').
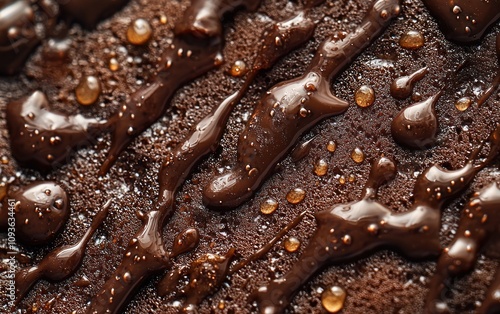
top-left (256, 124), bottom-right (500, 314)
top-left (203, 0), bottom-right (402, 210)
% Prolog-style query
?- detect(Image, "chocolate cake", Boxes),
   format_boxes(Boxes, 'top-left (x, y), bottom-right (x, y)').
top-left (0, 0), bottom-right (499, 313)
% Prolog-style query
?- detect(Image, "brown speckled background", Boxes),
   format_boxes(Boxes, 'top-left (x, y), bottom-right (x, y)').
top-left (1, 0), bottom-right (499, 313)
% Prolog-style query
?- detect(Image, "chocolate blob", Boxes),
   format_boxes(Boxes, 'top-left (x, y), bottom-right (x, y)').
top-left (390, 66), bottom-right (428, 100)
top-left (6, 91), bottom-right (108, 172)
top-left (0, 181), bottom-right (69, 246)
top-left (391, 92), bottom-right (441, 149)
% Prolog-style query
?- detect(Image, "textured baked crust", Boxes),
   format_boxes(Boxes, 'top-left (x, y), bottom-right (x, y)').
top-left (1, 0), bottom-right (499, 313)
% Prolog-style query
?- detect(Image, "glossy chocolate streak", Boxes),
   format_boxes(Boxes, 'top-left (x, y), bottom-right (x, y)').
top-left (203, 0), bottom-right (401, 209)
top-left (89, 6), bottom-right (321, 313)
top-left (425, 179), bottom-right (500, 313)
top-left (15, 200), bottom-right (110, 303)
top-left (0, 182), bottom-right (69, 246)
top-left (422, 0), bottom-right (500, 44)
top-left (0, 0), bottom-right (39, 75)
top-left (99, 0), bottom-right (260, 175)
top-left (390, 66), bottom-right (428, 100)
top-left (6, 91), bottom-right (108, 172)
top-left (256, 125), bottom-right (500, 314)
top-left (391, 91), bottom-right (441, 149)
top-left (58, 0), bottom-right (130, 29)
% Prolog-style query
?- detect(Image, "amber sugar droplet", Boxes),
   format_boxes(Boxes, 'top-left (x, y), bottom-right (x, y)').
top-left (127, 18), bottom-right (153, 46)
top-left (109, 58), bottom-right (119, 71)
top-left (229, 60), bottom-right (247, 77)
top-left (355, 85), bottom-right (375, 107)
top-left (260, 198), bottom-right (278, 215)
top-left (399, 30), bottom-right (425, 50)
top-left (327, 141), bottom-right (337, 153)
top-left (76, 76), bottom-right (102, 106)
top-left (287, 188), bottom-right (306, 204)
top-left (314, 159), bottom-right (328, 176)
top-left (321, 286), bottom-right (347, 313)
top-left (284, 237), bottom-right (301, 252)
top-left (455, 96), bottom-right (471, 112)
top-left (351, 147), bottom-right (365, 163)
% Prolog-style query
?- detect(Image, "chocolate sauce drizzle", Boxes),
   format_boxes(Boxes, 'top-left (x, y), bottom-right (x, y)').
top-left (99, 0), bottom-right (261, 175)
top-left (157, 212), bottom-right (306, 312)
top-left (203, 0), bottom-right (402, 210)
top-left (426, 178), bottom-right (500, 314)
top-left (6, 91), bottom-right (108, 172)
top-left (0, 181), bottom-right (69, 246)
top-left (422, 0), bottom-right (500, 44)
top-left (87, 2), bottom-right (327, 312)
top-left (391, 91), bottom-right (441, 149)
top-left (0, 0), bottom-right (39, 75)
top-left (390, 66), bottom-right (428, 100)
top-left (15, 199), bottom-right (111, 303)
top-left (256, 125), bottom-right (500, 314)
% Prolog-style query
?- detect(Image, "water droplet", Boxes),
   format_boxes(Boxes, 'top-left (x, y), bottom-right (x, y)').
top-left (159, 15), bottom-right (168, 24)
top-left (1, 155), bottom-right (9, 164)
top-left (286, 188), bottom-right (306, 204)
top-left (367, 224), bottom-right (379, 235)
top-left (348, 174), bottom-right (356, 182)
top-left (123, 272), bottom-right (132, 283)
top-left (338, 176), bottom-right (346, 185)
top-left (229, 60), bottom-right (247, 77)
top-left (342, 234), bottom-right (352, 245)
top-left (75, 76), bottom-right (101, 106)
top-left (127, 19), bottom-right (153, 46)
top-left (399, 30), bottom-right (425, 50)
top-left (109, 58), bottom-right (119, 71)
top-left (284, 236), bottom-right (300, 252)
top-left (354, 85), bottom-right (375, 107)
top-left (260, 198), bottom-right (278, 215)
top-left (314, 159), bottom-right (328, 176)
top-left (327, 141), bottom-right (337, 153)
top-left (351, 147), bottom-right (365, 163)
top-left (452, 5), bottom-right (462, 14)
top-left (321, 286), bottom-right (347, 313)
top-left (455, 96), bottom-right (471, 111)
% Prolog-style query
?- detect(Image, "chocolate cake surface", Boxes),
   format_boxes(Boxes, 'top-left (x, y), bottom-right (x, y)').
top-left (0, 0), bottom-right (499, 313)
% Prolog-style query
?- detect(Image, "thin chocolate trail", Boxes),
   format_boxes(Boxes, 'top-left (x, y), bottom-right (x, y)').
top-left (422, 0), bottom-right (500, 44)
top-left (203, 0), bottom-right (402, 210)
top-left (15, 199), bottom-right (111, 303)
top-left (156, 212), bottom-right (306, 312)
top-left (0, 181), bottom-right (69, 246)
top-left (6, 91), bottom-right (108, 172)
top-left (89, 4), bottom-right (319, 313)
top-left (425, 127), bottom-right (500, 314)
top-left (99, 0), bottom-right (261, 175)
top-left (256, 125), bottom-right (500, 314)
top-left (425, 181), bottom-right (500, 314)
